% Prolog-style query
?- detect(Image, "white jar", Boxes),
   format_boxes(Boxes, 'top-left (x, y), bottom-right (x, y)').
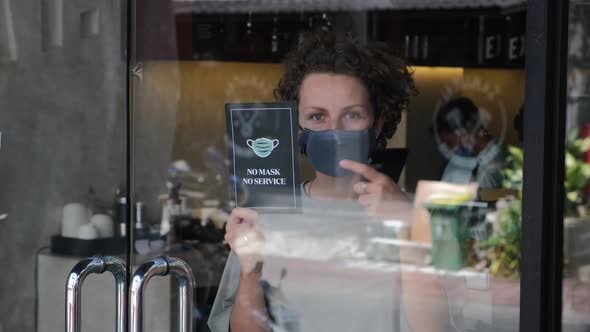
top-left (78, 224), bottom-right (99, 240)
top-left (90, 214), bottom-right (114, 238)
top-left (61, 203), bottom-right (90, 238)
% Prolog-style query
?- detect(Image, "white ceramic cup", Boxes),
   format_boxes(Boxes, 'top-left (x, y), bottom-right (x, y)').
top-left (78, 223), bottom-right (99, 240)
top-left (90, 214), bottom-right (114, 238)
top-left (61, 203), bottom-right (90, 238)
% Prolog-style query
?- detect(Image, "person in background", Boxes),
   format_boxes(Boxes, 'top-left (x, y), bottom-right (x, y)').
top-left (433, 97), bottom-right (508, 188)
top-left (208, 31), bottom-right (449, 332)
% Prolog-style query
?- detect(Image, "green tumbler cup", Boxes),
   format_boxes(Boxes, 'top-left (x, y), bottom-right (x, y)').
top-left (424, 203), bottom-right (470, 271)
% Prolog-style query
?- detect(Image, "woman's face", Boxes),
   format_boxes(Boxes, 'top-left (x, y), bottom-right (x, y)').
top-left (298, 73), bottom-right (375, 131)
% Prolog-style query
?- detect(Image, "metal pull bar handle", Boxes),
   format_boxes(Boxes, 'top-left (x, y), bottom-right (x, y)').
top-left (130, 256), bottom-right (195, 332)
top-left (65, 256), bottom-right (127, 332)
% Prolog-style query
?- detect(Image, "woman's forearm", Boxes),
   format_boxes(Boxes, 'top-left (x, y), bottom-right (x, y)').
top-left (230, 271), bottom-right (271, 332)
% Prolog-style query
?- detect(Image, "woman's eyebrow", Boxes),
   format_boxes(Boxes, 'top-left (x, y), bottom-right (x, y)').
top-left (343, 104), bottom-right (371, 112)
top-left (302, 106), bottom-right (328, 112)
top-left (303, 104), bottom-right (369, 111)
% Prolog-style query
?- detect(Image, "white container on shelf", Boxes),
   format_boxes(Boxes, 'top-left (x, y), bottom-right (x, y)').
top-left (77, 223), bottom-right (98, 240)
top-left (60, 203), bottom-right (91, 238)
top-left (90, 214), bottom-right (114, 238)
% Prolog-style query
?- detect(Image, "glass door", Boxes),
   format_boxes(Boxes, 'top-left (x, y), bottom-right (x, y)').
top-left (0, 1), bottom-right (130, 332)
top-left (4, 0), bottom-right (571, 331)
top-left (563, 1), bottom-right (590, 331)
top-left (130, 1), bottom-right (531, 331)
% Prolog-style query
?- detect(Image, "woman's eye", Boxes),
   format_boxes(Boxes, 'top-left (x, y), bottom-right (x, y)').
top-left (345, 112), bottom-right (362, 120)
top-left (309, 113), bottom-right (324, 121)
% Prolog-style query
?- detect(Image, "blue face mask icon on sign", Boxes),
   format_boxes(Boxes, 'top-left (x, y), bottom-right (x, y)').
top-left (246, 138), bottom-right (280, 158)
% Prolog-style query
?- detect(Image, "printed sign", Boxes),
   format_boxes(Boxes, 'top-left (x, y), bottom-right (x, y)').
top-left (225, 101), bottom-right (301, 211)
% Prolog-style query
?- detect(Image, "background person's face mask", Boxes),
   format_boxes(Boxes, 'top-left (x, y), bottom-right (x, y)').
top-left (457, 130), bottom-right (476, 156)
top-left (437, 139), bottom-right (476, 159)
top-left (438, 140), bottom-right (482, 184)
top-left (440, 148), bottom-right (479, 184)
top-left (299, 128), bottom-right (375, 177)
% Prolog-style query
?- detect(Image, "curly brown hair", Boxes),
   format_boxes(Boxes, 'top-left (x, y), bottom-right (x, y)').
top-left (274, 31), bottom-right (417, 149)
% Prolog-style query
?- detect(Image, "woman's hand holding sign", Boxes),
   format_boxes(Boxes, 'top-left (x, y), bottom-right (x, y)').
top-left (339, 159), bottom-right (413, 221)
top-left (225, 208), bottom-right (271, 332)
top-left (225, 207), bottom-right (265, 276)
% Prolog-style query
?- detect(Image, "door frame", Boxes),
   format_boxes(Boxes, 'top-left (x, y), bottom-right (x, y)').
top-left (124, 0), bottom-right (572, 330)
top-left (520, 0), bottom-right (569, 331)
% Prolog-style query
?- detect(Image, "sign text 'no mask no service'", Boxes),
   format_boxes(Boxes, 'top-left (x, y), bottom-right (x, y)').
top-left (225, 101), bottom-right (301, 211)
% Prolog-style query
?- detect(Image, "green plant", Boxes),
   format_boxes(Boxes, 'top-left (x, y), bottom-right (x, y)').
top-left (501, 145), bottom-right (524, 196)
top-left (481, 199), bottom-right (522, 278)
top-left (564, 129), bottom-right (590, 216)
top-left (500, 129), bottom-right (590, 217)
top-left (481, 130), bottom-right (590, 277)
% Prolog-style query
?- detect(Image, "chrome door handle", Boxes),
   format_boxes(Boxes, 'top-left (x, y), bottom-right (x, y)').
top-left (65, 256), bottom-right (126, 332)
top-left (130, 256), bottom-right (195, 332)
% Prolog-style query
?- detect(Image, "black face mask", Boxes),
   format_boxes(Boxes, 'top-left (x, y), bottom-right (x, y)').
top-left (299, 128), bottom-right (376, 177)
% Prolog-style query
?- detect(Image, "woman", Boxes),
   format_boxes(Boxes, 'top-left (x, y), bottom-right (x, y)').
top-left (209, 31), bottom-right (448, 332)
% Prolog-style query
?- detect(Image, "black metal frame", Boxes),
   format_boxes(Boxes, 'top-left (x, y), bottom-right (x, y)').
top-left (520, 0), bottom-right (569, 331)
